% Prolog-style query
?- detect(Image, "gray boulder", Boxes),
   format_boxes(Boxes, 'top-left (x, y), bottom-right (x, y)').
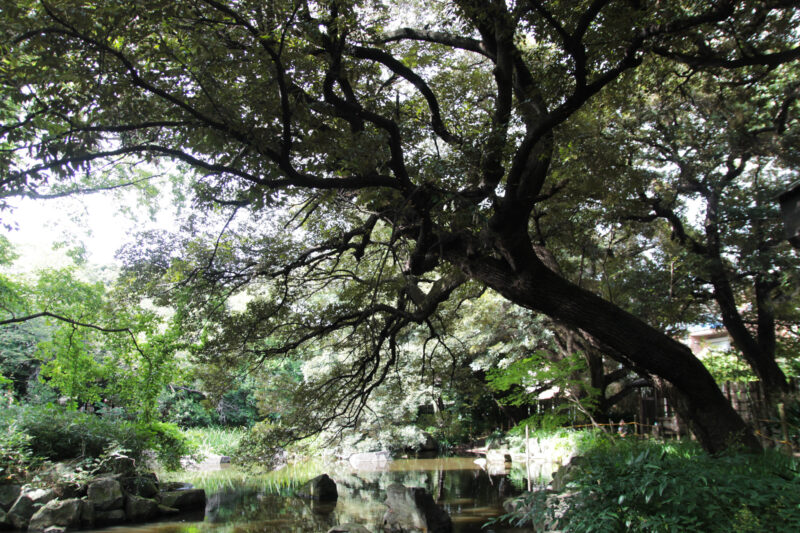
top-left (28, 499), bottom-right (82, 533)
top-left (550, 455), bottom-right (585, 492)
top-left (78, 500), bottom-right (94, 528)
top-left (382, 484), bottom-right (452, 533)
top-left (348, 451), bottom-right (390, 469)
top-left (125, 495), bottom-right (159, 522)
top-left (107, 455), bottom-right (137, 475)
top-left (8, 488), bottom-right (56, 529)
top-left (296, 474), bottom-right (338, 502)
top-left (157, 504), bottom-right (180, 515)
top-left (158, 489), bottom-right (206, 510)
top-left (94, 509), bottom-right (126, 527)
top-left (53, 483), bottom-right (85, 501)
top-left (87, 478), bottom-right (124, 511)
top-left (121, 473), bottom-right (159, 498)
top-left (0, 485), bottom-right (21, 511)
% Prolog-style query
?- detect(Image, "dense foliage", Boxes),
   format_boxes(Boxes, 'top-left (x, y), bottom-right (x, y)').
top-left (1, 0), bottom-right (799, 456)
top-left (0, 237), bottom-right (186, 420)
top-left (158, 383), bottom-right (260, 428)
top-left (0, 404), bottom-right (196, 481)
top-left (501, 435), bottom-right (800, 532)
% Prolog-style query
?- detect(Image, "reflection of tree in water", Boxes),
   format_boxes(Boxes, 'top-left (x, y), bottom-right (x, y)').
top-left (506, 461), bottom-right (558, 491)
top-left (194, 459), bottom-right (524, 533)
top-left (205, 490), bottom-right (337, 532)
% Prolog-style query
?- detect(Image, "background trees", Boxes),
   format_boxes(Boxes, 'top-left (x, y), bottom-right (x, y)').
top-left (2, 0), bottom-right (799, 452)
top-left (0, 237), bottom-right (177, 418)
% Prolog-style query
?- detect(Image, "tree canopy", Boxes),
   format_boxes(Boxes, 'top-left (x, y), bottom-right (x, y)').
top-left (2, 0), bottom-right (799, 452)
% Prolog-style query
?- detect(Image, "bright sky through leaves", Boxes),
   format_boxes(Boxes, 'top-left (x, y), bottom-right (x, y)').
top-left (1, 192), bottom-right (176, 272)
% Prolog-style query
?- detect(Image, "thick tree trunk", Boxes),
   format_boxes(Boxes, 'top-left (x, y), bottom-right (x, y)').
top-left (450, 246), bottom-right (760, 453)
top-left (711, 272), bottom-right (789, 396)
top-left (553, 327), bottom-right (610, 422)
top-left (755, 278), bottom-right (777, 360)
top-left (705, 192), bottom-right (788, 396)
top-left (584, 350), bottom-right (610, 422)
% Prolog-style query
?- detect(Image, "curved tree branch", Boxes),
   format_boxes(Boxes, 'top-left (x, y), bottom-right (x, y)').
top-left (381, 28), bottom-right (493, 58)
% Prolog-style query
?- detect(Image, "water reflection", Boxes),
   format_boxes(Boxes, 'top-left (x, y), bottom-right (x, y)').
top-left (96, 458), bottom-right (550, 533)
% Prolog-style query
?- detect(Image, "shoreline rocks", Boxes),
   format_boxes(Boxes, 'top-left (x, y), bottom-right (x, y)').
top-left (87, 478), bottom-right (124, 511)
top-left (348, 451), bottom-right (390, 470)
top-left (0, 486), bottom-right (21, 511)
top-left (328, 524), bottom-right (371, 533)
top-left (159, 488), bottom-right (207, 510)
top-left (296, 474), bottom-right (338, 502)
top-left (7, 488), bottom-right (57, 529)
top-left (28, 499), bottom-right (83, 533)
top-left (0, 472), bottom-right (205, 532)
top-left (382, 484), bottom-right (452, 533)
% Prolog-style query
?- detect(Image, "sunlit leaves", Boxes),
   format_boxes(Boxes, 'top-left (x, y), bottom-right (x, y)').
top-left (0, 240), bottom-right (181, 419)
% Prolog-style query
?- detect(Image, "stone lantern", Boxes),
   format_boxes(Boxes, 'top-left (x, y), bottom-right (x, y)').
top-left (778, 181), bottom-right (800, 249)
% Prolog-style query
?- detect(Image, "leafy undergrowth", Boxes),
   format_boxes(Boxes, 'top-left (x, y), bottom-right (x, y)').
top-left (0, 404), bottom-right (196, 482)
top-left (499, 434), bottom-right (800, 532)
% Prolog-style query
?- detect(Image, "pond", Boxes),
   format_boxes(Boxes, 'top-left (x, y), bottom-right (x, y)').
top-left (95, 457), bottom-right (555, 533)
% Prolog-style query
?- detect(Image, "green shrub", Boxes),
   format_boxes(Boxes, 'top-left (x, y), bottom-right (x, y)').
top-left (159, 385), bottom-right (259, 429)
top-left (163, 395), bottom-right (218, 427)
top-left (159, 388), bottom-right (218, 428)
top-left (216, 387), bottom-right (259, 427)
top-left (500, 437), bottom-right (800, 532)
top-left (0, 419), bottom-right (38, 483)
top-left (234, 421), bottom-right (287, 470)
top-left (9, 405), bottom-right (106, 459)
top-left (122, 418), bottom-right (196, 471)
top-left (2, 405), bottom-right (196, 471)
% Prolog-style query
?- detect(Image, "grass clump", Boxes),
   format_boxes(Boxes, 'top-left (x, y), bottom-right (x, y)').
top-left (182, 426), bottom-right (246, 457)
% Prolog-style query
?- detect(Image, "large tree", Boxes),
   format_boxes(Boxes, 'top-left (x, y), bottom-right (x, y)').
top-left (3, 0), bottom-right (799, 452)
top-left (539, 56), bottom-right (800, 398)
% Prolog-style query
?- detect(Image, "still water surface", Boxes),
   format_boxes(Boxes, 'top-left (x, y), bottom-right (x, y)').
top-left (100, 457), bottom-right (550, 533)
